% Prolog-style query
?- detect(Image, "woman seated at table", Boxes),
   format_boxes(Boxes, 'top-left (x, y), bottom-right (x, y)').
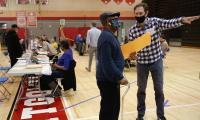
top-left (42, 40), bottom-right (73, 96)
top-left (38, 36), bottom-right (57, 60)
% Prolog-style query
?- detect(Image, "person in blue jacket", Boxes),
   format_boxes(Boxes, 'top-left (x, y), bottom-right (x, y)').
top-left (96, 12), bottom-right (129, 120)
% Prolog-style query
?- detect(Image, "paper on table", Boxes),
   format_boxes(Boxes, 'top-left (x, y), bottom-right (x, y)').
top-left (121, 32), bottom-right (151, 59)
top-left (42, 65), bottom-right (52, 75)
top-left (38, 51), bottom-right (48, 55)
top-left (26, 64), bottom-right (43, 69)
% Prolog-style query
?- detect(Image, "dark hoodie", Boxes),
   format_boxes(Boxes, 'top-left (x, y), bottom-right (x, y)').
top-left (5, 30), bottom-right (23, 59)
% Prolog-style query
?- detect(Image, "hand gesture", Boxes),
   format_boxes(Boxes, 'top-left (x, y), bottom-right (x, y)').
top-left (182, 16), bottom-right (200, 24)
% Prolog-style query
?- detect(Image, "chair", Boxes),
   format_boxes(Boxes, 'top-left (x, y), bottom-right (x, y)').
top-left (0, 66), bottom-right (14, 83)
top-left (62, 59), bottom-right (76, 91)
top-left (0, 77), bottom-right (11, 100)
top-left (52, 59), bottom-right (77, 96)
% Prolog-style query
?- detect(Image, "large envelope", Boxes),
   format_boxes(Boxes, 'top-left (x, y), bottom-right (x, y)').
top-left (121, 32), bottom-right (151, 59)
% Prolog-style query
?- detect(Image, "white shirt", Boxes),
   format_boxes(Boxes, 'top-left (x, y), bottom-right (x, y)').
top-left (42, 41), bottom-right (57, 55)
top-left (86, 27), bottom-right (101, 47)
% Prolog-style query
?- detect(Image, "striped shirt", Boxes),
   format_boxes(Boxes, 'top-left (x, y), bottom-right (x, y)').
top-left (128, 17), bottom-right (183, 64)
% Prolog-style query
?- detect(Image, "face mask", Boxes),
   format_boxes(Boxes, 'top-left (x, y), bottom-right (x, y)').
top-left (110, 18), bottom-right (121, 29)
top-left (135, 16), bottom-right (146, 23)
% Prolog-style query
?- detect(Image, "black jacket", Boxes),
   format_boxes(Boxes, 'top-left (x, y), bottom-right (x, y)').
top-left (5, 30), bottom-right (23, 58)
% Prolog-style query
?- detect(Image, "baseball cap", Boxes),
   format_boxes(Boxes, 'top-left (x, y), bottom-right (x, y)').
top-left (99, 12), bottom-right (120, 24)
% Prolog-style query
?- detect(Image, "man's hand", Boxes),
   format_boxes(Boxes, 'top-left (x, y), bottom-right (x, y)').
top-left (119, 78), bottom-right (128, 85)
top-left (181, 16), bottom-right (200, 24)
top-left (129, 52), bottom-right (137, 60)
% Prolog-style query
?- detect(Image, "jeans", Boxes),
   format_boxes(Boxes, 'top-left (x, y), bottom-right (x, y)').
top-left (137, 59), bottom-right (164, 118)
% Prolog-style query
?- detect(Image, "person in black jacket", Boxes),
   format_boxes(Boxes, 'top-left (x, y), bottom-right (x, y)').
top-left (96, 12), bottom-right (129, 120)
top-left (5, 24), bottom-right (23, 67)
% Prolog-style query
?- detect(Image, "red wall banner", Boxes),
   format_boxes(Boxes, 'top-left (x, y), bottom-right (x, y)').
top-left (0, 0), bottom-right (7, 7)
top-left (16, 11), bottom-right (26, 28)
top-left (26, 12), bottom-right (37, 27)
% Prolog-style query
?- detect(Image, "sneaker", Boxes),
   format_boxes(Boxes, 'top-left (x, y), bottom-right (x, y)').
top-left (136, 117), bottom-right (144, 120)
top-left (85, 67), bottom-right (91, 72)
top-left (136, 115), bottom-right (144, 120)
top-left (157, 116), bottom-right (166, 120)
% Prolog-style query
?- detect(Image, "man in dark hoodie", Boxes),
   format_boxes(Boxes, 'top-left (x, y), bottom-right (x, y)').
top-left (5, 24), bottom-right (23, 67)
top-left (96, 12), bottom-right (129, 120)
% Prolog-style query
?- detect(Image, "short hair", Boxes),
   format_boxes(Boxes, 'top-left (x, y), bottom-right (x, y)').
top-left (60, 40), bottom-right (69, 49)
top-left (134, 3), bottom-right (149, 13)
top-left (91, 22), bottom-right (97, 27)
top-left (11, 24), bottom-right (19, 28)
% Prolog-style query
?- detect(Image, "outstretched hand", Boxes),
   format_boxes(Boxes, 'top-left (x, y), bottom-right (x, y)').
top-left (182, 16), bottom-right (200, 24)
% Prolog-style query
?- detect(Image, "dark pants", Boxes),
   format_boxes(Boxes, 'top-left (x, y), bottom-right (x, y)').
top-left (44, 70), bottom-right (64, 83)
top-left (10, 56), bottom-right (18, 67)
top-left (40, 70), bottom-right (64, 90)
top-left (137, 59), bottom-right (164, 118)
top-left (97, 81), bottom-right (120, 120)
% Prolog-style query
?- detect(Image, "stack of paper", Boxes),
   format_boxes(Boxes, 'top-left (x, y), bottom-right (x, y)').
top-left (26, 64), bottom-right (43, 69)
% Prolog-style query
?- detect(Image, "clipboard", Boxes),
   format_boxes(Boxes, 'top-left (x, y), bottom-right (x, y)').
top-left (121, 32), bottom-right (151, 59)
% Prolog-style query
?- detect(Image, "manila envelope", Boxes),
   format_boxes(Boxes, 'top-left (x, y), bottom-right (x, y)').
top-left (121, 32), bottom-right (151, 59)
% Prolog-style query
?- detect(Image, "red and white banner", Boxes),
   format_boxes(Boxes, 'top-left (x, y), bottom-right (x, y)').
top-left (16, 11), bottom-right (27, 27)
top-left (26, 12), bottom-right (37, 27)
top-left (11, 78), bottom-right (68, 120)
top-left (0, 0), bottom-right (7, 7)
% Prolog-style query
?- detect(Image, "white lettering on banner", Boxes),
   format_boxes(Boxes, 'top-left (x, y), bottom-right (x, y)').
top-left (24, 97), bottom-right (55, 106)
top-left (26, 91), bottom-right (42, 97)
top-left (21, 107), bottom-right (57, 119)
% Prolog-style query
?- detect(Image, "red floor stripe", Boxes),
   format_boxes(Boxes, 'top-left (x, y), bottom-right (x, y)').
top-left (11, 78), bottom-right (68, 120)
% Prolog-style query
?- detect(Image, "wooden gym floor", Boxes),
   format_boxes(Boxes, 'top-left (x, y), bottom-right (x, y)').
top-left (0, 46), bottom-right (200, 120)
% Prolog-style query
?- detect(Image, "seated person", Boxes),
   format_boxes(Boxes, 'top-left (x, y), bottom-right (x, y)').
top-left (51, 37), bottom-right (59, 50)
top-left (42, 40), bottom-right (73, 96)
top-left (38, 36), bottom-right (57, 60)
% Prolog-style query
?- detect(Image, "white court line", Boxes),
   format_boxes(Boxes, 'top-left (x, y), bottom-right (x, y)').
top-left (62, 96), bottom-right (75, 120)
top-left (76, 103), bottom-right (200, 120)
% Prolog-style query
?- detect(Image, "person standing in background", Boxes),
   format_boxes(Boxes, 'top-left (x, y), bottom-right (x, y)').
top-left (85, 22), bottom-right (101, 72)
top-left (5, 24), bottom-right (23, 67)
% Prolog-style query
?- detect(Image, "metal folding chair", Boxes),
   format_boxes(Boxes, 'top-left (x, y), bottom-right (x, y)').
top-left (0, 66), bottom-right (15, 83)
top-left (0, 77), bottom-right (11, 100)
